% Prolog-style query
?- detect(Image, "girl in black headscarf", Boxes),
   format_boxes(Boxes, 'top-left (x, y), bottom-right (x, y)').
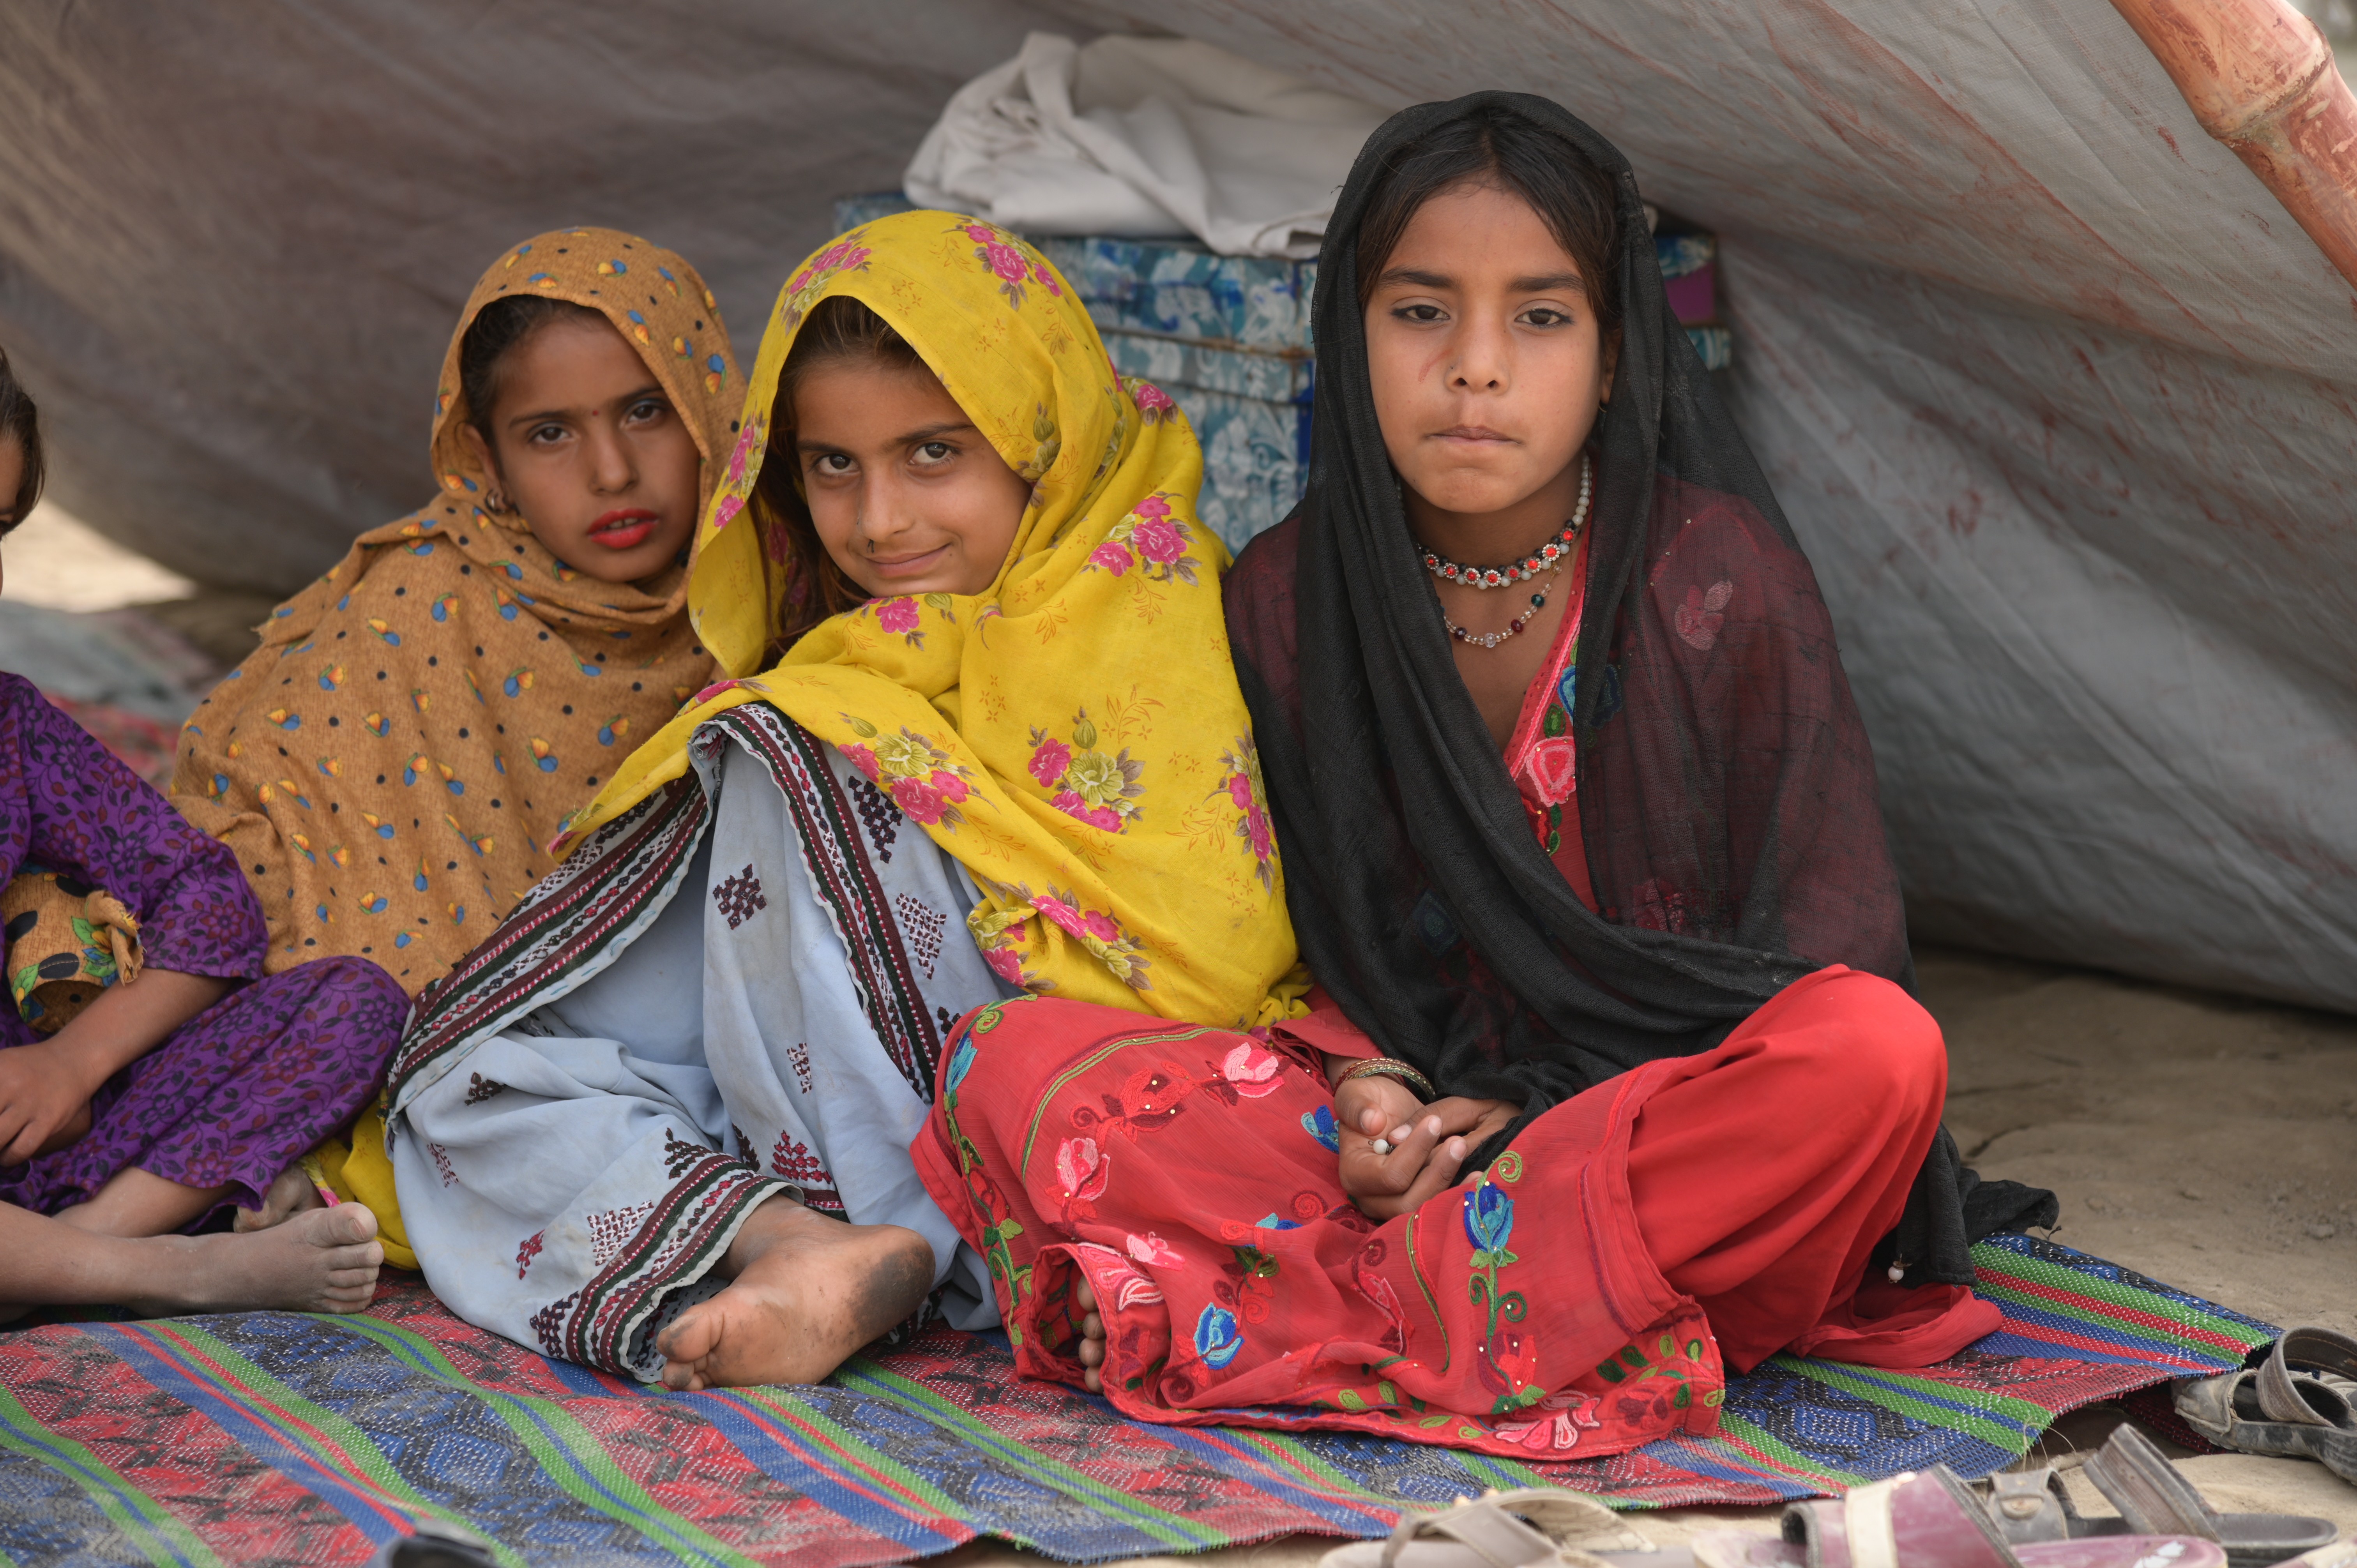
top-left (917, 93), bottom-right (2052, 1459)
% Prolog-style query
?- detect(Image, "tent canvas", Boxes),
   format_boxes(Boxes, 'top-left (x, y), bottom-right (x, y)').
top-left (1, 0), bottom-right (2352, 1015)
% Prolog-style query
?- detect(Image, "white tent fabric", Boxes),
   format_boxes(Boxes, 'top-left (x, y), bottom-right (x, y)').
top-left (2, 1), bottom-right (2352, 1012)
top-left (904, 32), bottom-right (1389, 257)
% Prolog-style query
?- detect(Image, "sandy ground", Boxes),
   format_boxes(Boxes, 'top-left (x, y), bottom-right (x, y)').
top-left (4, 513), bottom-right (2350, 1552)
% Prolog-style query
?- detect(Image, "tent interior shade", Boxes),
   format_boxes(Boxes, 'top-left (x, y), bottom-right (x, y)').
top-left (1, 0), bottom-right (2352, 1017)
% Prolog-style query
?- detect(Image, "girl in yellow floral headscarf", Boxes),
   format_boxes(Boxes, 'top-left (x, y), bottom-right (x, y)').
top-left (378, 212), bottom-right (1299, 1390)
top-left (172, 228), bottom-right (739, 995)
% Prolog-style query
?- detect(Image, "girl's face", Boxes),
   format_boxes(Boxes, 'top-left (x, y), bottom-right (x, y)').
top-left (460, 316), bottom-right (703, 586)
top-left (1362, 182), bottom-right (1615, 523)
top-left (792, 359), bottom-right (1030, 598)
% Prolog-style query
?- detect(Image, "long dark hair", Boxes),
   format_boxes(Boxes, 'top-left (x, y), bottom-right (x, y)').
top-left (0, 346), bottom-right (45, 533)
top-left (1351, 99), bottom-right (1624, 343)
top-left (758, 295), bottom-right (928, 653)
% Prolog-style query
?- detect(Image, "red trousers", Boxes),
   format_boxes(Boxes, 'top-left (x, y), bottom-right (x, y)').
top-left (917, 965), bottom-right (1995, 1459)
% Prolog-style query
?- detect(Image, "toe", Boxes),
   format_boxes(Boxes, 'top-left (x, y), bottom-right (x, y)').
top-left (1083, 1365), bottom-right (1103, 1394)
top-left (1074, 1277), bottom-right (1095, 1312)
top-left (657, 1302), bottom-right (724, 1367)
top-left (327, 1204), bottom-right (380, 1245)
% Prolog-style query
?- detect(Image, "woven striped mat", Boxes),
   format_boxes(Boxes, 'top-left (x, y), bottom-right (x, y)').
top-left (0, 1234), bottom-right (2271, 1568)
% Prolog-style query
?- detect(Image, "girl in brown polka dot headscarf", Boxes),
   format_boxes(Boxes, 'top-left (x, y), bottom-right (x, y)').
top-left (173, 228), bottom-right (742, 995)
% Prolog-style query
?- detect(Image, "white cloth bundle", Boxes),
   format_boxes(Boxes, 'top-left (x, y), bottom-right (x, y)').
top-left (904, 32), bottom-right (1391, 258)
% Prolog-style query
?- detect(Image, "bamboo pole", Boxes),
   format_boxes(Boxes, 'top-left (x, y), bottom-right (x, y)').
top-left (2106, 0), bottom-right (2357, 287)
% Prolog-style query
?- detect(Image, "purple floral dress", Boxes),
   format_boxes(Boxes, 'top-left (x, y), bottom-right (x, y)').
top-left (0, 673), bottom-right (406, 1218)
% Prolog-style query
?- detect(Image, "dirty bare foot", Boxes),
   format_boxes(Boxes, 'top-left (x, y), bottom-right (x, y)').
top-left (125, 1203), bottom-right (383, 1316)
top-left (233, 1163), bottom-right (325, 1233)
top-left (1074, 1276), bottom-right (1106, 1393)
top-left (656, 1198), bottom-right (931, 1390)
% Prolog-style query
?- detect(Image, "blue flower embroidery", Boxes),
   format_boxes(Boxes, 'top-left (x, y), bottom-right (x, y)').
top-left (1463, 1178), bottom-right (1515, 1263)
top-left (1256, 1213), bottom-right (1302, 1231)
top-left (1301, 1104), bottom-right (1340, 1152)
top-left (946, 1035), bottom-right (977, 1093)
top-left (1194, 1302), bottom-right (1244, 1369)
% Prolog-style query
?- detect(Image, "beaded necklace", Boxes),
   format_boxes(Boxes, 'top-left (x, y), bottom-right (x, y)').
top-left (1443, 562), bottom-right (1562, 649)
top-left (1417, 453), bottom-right (1592, 589)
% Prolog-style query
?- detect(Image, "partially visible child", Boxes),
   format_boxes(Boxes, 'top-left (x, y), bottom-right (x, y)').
top-left (0, 348), bottom-right (399, 1315)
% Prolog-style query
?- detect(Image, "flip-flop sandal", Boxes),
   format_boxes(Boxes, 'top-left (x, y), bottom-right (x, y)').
top-left (2068, 1423), bottom-right (2342, 1567)
top-left (1314, 1487), bottom-right (1655, 1568)
top-left (1318, 1426), bottom-right (2345, 1568)
top-left (2251, 1327), bottom-right (2357, 1486)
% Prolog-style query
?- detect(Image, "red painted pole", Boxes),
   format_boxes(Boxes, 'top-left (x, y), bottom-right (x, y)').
top-left (2107, 0), bottom-right (2357, 287)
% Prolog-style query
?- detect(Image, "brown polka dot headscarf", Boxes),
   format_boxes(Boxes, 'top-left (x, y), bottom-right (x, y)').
top-left (171, 227), bottom-right (740, 994)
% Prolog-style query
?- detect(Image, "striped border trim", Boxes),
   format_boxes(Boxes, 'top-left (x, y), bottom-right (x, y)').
top-left (388, 774), bottom-right (709, 1105)
top-left (555, 1139), bottom-right (791, 1377)
top-left (713, 705), bottom-right (943, 1103)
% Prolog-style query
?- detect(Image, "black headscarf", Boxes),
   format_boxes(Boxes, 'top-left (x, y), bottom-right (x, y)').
top-left (1224, 92), bottom-right (2053, 1284)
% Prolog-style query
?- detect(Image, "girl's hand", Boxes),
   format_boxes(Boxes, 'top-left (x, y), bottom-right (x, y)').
top-left (1336, 1085), bottom-right (1520, 1221)
top-left (0, 1040), bottom-right (97, 1164)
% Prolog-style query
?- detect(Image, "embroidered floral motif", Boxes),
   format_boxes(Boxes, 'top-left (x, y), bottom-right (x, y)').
top-left (778, 234), bottom-right (874, 330)
top-left (515, 1229), bottom-right (547, 1279)
top-left (1194, 1300), bottom-right (1245, 1369)
top-left (770, 1132), bottom-right (834, 1190)
top-left (429, 1142), bottom-right (457, 1187)
top-left (711, 863), bottom-right (768, 929)
top-left (1465, 1153), bottom-right (1540, 1416)
top-left (956, 219), bottom-right (1059, 310)
top-left (1126, 1231), bottom-right (1184, 1266)
top-left (847, 772), bottom-right (902, 862)
top-left (1495, 1388), bottom-right (1605, 1451)
top-left (1027, 710), bottom-right (1144, 833)
top-left (1055, 1135), bottom-right (1112, 1220)
top-left (1126, 378), bottom-right (1177, 424)
top-left (1032, 885), bottom-right (1152, 991)
top-left (838, 716), bottom-right (976, 829)
top-left (1215, 738), bottom-right (1276, 892)
top-left (587, 1201), bottom-right (657, 1268)
top-left (1218, 1042), bottom-right (1285, 1098)
top-left (786, 1039), bottom-right (813, 1095)
top-left (968, 900), bottom-right (1046, 991)
top-left (528, 1291), bottom-right (576, 1355)
top-left (1081, 493), bottom-right (1201, 586)
top-left (1018, 404), bottom-right (1062, 483)
top-left (463, 1072), bottom-right (505, 1105)
top-left (710, 412), bottom-right (767, 535)
top-left (1301, 1104), bottom-right (1341, 1152)
top-left (895, 892), bottom-right (947, 978)
top-left (1674, 580), bottom-right (1734, 650)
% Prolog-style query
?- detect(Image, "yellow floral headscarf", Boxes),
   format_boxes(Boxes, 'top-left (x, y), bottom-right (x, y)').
top-left (559, 210), bottom-right (1299, 1028)
top-left (172, 227), bottom-right (738, 994)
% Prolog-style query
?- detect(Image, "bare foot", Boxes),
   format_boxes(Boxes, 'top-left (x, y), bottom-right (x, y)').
top-left (233, 1163), bottom-right (325, 1233)
top-left (656, 1200), bottom-right (931, 1390)
top-left (1074, 1276), bottom-right (1106, 1393)
top-left (126, 1203), bottom-right (384, 1316)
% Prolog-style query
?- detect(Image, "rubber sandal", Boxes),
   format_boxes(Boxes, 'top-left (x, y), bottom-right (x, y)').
top-left (2072, 1422), bottom-right (2341, 1568)
top-left (2252, 1327), bottom-right (2357, 1486)
top-left (2178, 1367), bottom-right (2324, 1461)
top-left (1314, 1487), bottom-right (1656, 1568)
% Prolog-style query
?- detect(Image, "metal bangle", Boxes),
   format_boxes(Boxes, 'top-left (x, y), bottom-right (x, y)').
top-left (1338, 1057), bottom-right (1435, 1100)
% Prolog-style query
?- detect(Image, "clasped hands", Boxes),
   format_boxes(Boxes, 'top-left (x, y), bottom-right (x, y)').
top-left (1330, 1068), bottom-right (1516, 1220)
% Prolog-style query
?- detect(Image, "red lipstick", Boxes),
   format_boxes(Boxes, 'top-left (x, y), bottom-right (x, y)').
top-left (587, 508), bottom-right (659, 550)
